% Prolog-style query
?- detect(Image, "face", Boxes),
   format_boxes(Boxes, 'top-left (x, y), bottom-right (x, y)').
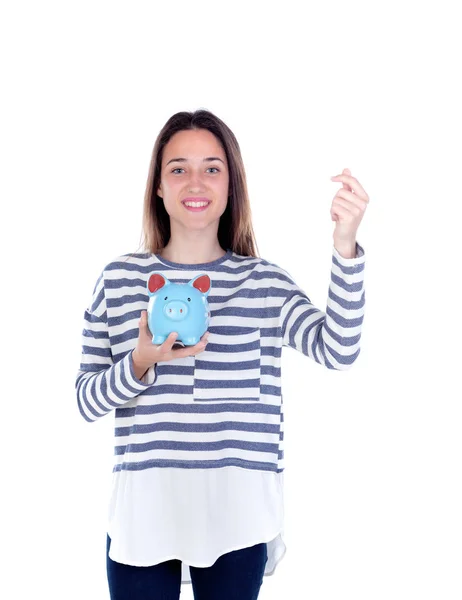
top-left (157, 128), bottom-right (230, 231)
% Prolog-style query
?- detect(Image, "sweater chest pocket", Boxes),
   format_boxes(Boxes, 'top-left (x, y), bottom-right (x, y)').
top-left (193, 327), bottom-right (261, 402)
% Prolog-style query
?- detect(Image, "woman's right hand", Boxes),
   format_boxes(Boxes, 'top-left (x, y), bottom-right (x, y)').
top-left (132, 310), bottom-right (210, 370)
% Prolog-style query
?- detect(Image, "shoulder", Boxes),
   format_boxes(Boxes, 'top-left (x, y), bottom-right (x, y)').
top-left (99, 251), bottom-right (152, 276)
top-left (230, 251), bottom-right (294, 284)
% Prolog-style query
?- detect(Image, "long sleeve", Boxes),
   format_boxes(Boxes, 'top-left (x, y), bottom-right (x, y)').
top-left (75, 269), bottom-right (158, 423)
top-left (279, 241), bottom-right (366, 370)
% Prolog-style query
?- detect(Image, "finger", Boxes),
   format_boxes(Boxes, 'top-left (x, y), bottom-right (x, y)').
top-left (331, 203), bottom-right (356, 220)
top-left (332, 197), bottom-right (362, 217)
top-left (140, 311), bottom-right (152, 337)
top-left (334, 188), bottom-right (369, 210)
top-left (342, 168), bottom-right (352, 192)
top-left (172, 337), bottom-right (208, 359)
top-left (190, 333), bottom-right (209, 352)
top-left (185, 333), bottom-right (209, 354)
top-left (331, 173), bottom-right (369, 201)
top-left (139, 311), bottom-right (146, 332)
top-left (193, 337), bottom-right (209, 353)
top-left (330, 207), bottom-right (339, 221)
top-left (144, 312), bottom-right (152, 334)
top-left (156, 331), bottom-right (178, 352)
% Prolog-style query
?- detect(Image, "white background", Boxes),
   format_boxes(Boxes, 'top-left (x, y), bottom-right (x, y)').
top-left (2, 0), bottom-right (461, 598)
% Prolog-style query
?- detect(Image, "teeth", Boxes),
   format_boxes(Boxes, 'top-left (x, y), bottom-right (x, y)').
top-left (184, 201), bottom-right (209, 207)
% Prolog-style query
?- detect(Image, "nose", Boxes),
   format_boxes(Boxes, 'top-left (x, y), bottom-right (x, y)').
top-left (163, 300), bottom-right (189, 321)
top-left (187, 172), bottom-right (207, 189)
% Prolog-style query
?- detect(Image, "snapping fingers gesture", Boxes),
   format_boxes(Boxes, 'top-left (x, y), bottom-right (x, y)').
top-left (330, 167), bottom-right (370, 242)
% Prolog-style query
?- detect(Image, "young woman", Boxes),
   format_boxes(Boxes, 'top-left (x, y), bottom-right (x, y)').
top-left (76, 109), bottom-right (369, 600)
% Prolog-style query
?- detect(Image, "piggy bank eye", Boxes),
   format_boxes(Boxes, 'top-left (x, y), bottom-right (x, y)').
top-left (187, 297), bottom-right (191, 302)
top-left (164, 296), bottom-right (168, 300)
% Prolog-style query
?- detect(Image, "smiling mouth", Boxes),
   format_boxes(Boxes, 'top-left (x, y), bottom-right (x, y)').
top-left (182, 200), bottom-right (211, 211)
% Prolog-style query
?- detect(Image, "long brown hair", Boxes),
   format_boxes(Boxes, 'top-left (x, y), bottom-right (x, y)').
top-left (126, 109), bottom-right (260, 260)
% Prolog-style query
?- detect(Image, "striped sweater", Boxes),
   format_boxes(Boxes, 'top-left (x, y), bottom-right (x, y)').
top-left (75, 244), bottom-right (366, 475)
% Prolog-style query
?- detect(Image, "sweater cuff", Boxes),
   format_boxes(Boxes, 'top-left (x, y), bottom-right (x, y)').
top-left (332, 241), bottom-right (365, 263)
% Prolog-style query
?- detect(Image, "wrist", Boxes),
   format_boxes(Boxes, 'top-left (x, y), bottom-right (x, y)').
top-left (333, 238), bottom-right (357, 259)
top-left (132, 348), bottom-right (152, 370)
top-left (131, 349), bottom-right (153, 382)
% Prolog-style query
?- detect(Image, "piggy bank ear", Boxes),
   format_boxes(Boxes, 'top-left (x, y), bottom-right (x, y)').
top-left (189, 274), bottom-right (211, 296)
top-left (147, 273), bottom-right (169, 296)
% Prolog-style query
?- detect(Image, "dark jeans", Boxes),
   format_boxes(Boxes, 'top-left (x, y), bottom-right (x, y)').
top-left (106, 533), bottom-right (268, 600)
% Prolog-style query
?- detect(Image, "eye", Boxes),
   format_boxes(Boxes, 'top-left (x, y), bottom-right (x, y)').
top-left (164, 296), bottom-right (168, 300)
top-left (187, 297), bottom-right (191, 302)
top-left (171, 167), bottom-right (220, 174)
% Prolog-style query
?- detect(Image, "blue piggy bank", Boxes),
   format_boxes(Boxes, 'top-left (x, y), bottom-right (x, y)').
top-left (146, 273), bottom-right (211, 346)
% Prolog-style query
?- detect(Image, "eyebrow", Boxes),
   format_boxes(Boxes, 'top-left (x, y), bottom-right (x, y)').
top-left (166, 156), bottom-right (225, 166)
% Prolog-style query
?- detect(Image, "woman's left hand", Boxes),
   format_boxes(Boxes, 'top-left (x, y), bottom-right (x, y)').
top-left (330, 168), bottom-right (370, 243)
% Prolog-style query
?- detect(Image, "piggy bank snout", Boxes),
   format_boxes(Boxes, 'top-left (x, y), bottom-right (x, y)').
top-left (163, 299), bottom-right (190, 321)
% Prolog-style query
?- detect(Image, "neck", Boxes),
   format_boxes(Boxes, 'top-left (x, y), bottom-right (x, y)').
top-left (159, 243), bottom-right (226, 265)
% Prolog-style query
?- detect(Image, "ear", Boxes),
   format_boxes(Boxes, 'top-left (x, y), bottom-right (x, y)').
top-left (147, 273), bottom-right (168, 295)
top-left (189, 274), bottom-right (211, 295)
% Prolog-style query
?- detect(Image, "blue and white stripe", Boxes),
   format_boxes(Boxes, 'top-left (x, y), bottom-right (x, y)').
top-left (76, 243), bottom-right (366, 474)
top-left (280, 244), bottom-right (365, 368)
